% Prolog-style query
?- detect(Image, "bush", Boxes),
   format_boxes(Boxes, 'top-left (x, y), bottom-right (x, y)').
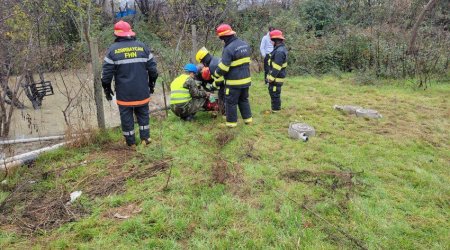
top-left (300, 0), bottom-right (336, 37)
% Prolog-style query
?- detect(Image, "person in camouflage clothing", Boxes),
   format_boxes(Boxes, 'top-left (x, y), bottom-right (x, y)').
top-left (170, 64), bottom-right (209, 121)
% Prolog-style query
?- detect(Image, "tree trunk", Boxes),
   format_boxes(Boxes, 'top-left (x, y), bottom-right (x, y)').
top-left (407, 0), bottom-right (439, 55)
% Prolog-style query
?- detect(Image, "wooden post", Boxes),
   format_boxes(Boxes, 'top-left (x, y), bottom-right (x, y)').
top-left (111, 0), bottom-right (115, 23)
top-left (161, 81), bottom-right (169, 118)
top-left (89, 38), bottom-right (106, 129)
top-left (191, 24), bottom-right (197, 63)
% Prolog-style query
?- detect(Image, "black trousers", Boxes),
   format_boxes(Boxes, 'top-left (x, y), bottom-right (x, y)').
top-left (218, 86), bottom-right (226, 115)
top-left (225, 87), bottom-right (252, 123)
top-left (264, 54), bottom-right (270, 84)
top-left (119, 104), bottom-right (149, 145)
top-left (268, 83), bottom-right (282, 111)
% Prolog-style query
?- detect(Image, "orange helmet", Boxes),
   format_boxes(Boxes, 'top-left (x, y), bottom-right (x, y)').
top-left (201, 67), bottom-right (211, 81)
top-left (270, 30), bottom-right (285, 40)
top-left (216, 24), bottom-right (236, 37)
top-left (114, 20), bottom-right (136, 37)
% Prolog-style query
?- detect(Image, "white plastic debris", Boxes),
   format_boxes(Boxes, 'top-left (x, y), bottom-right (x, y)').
top-left (67, 191), bottom-right (82, 204)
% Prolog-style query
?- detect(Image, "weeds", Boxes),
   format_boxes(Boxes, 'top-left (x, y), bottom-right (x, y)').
top-left (0, 75), bottom-right (449, 248)
top-left (0, 140), bottom-right (169, 235)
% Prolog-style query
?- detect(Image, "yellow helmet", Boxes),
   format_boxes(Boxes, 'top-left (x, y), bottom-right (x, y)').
top-left (195, 47), bottom-right (209, 63)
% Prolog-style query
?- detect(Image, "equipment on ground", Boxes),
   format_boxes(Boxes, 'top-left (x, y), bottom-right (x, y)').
top-left (288, 122), bottom-right (315, 142)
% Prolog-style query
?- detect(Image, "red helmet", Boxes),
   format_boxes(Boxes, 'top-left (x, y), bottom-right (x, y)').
top-left (201, 67), bottom-right (211, 81)
top-left (216, 24), bottom-right (236, 37)
top-left (270, 30), bottom-right (285, 40)
top-left (114, 20), bottom-right (136, 37)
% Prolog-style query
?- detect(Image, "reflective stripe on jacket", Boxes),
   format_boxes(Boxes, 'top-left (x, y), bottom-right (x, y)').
top-left (268, 43), bottom-right (288, 84)
top-left (214, 36), bottom-right (252, 88)
top-left (101, 37), bottom-right (158, 106)
top-left (208, 57), bottom-right (224, 86)
top-left (170, 74), bottom-right (192, 105)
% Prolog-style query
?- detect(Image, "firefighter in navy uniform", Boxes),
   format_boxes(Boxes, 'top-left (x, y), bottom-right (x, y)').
top-left (101, 20), bottom-right (158, 147)
top-left (214, 24), bottom-right (253, 128)
top-left (195, 47), bottom-right (225, 115)
top-left (267, 30), bottom-right (288, 113)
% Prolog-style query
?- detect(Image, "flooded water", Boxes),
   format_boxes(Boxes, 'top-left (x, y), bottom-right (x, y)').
top-left (3, 68), bottom-right (167, 158)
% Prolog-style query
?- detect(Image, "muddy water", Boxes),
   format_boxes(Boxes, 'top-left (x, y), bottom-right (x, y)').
top-left (4, 69), bottom-right (167, 157)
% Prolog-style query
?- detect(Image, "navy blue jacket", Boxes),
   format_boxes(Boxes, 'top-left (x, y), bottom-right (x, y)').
top-left (101, 37), bottom-right (158, 106)
top-left (214, 36), bottom-right (252, 88)
top-left (208, 56), bottom-right (224, 87)
top-left (268, 43), bottom-right (288, 85)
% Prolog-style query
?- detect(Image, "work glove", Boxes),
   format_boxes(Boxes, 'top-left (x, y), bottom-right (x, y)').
top-left (103, 87), bottom-right (114, 101)
top-left (213, 81), bottom-right (224, 88)
top-left (149, 82), bottom-right (155, 94)
top-left (148, 73), bottom-right (158, 94)
top-left (205, 83), bottom-right (215, 92)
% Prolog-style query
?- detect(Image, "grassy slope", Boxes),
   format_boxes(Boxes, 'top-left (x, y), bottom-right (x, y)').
top-left (1, 74), bottom-right (449, 249)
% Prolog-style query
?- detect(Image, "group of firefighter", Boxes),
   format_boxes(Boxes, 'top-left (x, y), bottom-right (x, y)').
top-left (101, 21), bottom-right (287, 147)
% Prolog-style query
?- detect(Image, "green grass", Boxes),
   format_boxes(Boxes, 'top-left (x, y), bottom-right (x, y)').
top-left (1, 74), bottom-right (449, 249)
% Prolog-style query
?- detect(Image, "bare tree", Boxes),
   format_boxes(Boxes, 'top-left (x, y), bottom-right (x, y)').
top-left (0, 31), bottom-right (35, 138)
top-left (407, 0), bottom-right (439, 54)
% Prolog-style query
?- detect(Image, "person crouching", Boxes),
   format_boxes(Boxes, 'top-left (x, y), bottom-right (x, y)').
top-left (170, 64), bottom-right (211, 121)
